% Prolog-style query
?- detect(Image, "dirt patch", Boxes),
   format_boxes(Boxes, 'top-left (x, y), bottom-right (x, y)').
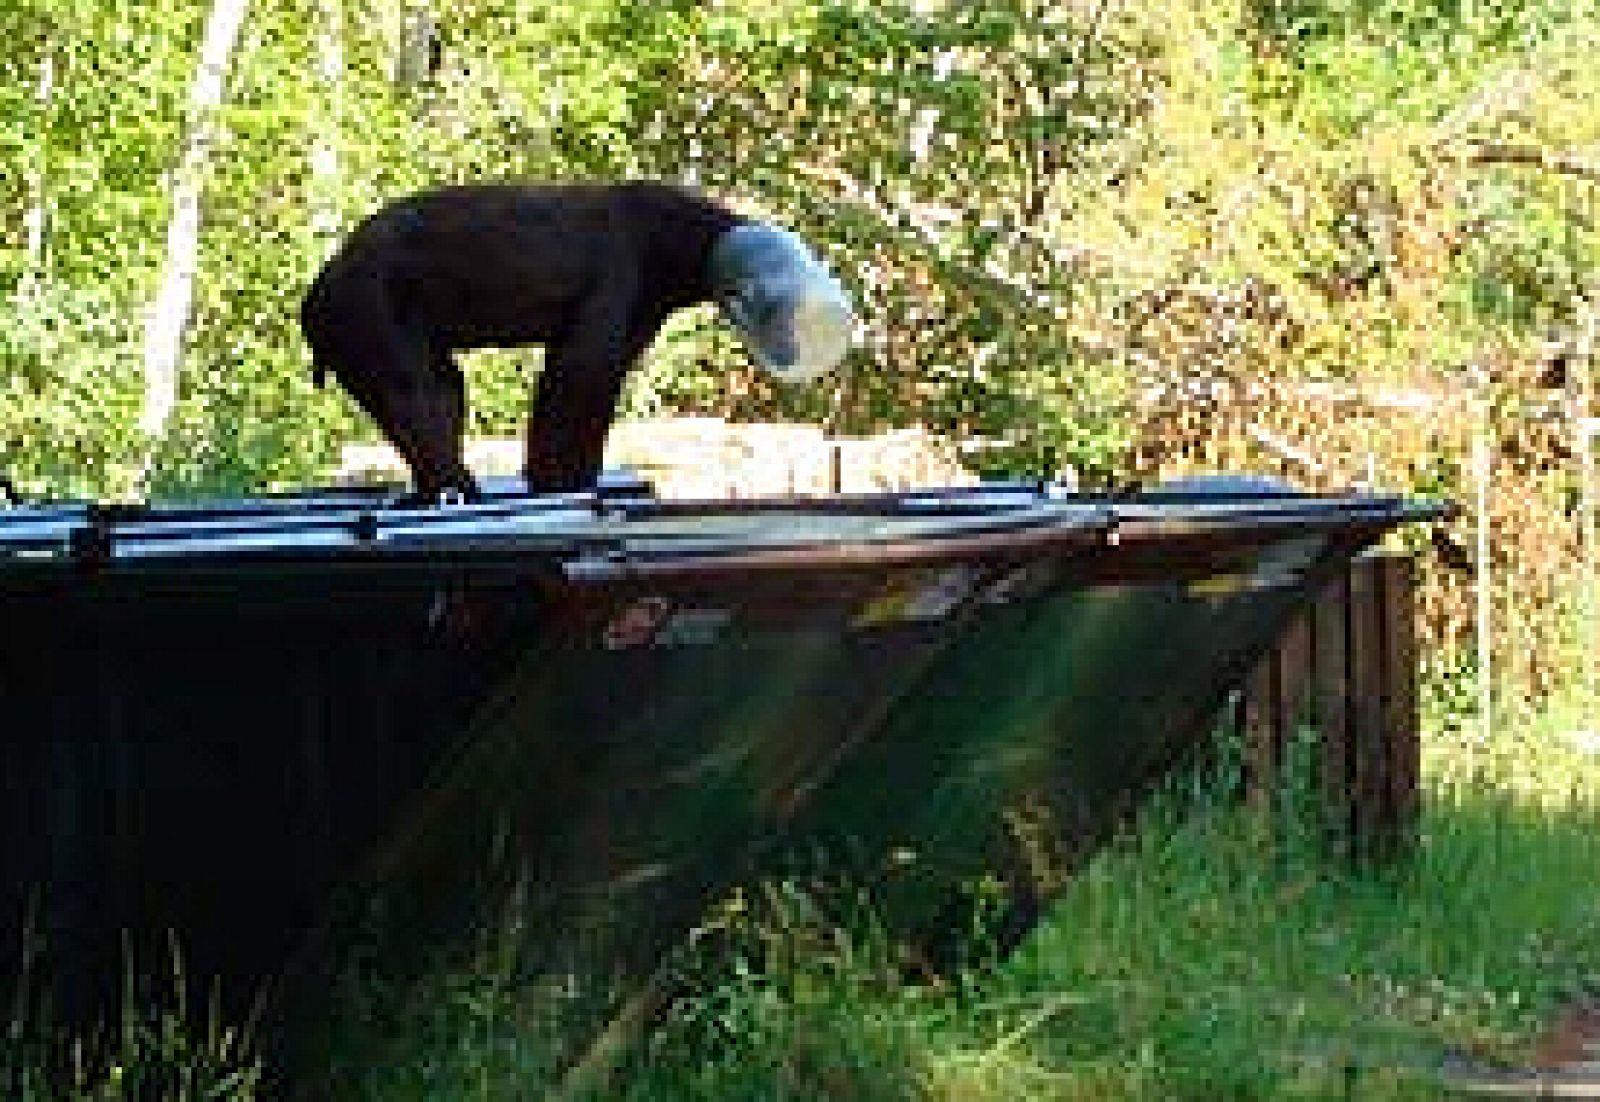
top-left (1442, 997), bottom-right (1600, 1097)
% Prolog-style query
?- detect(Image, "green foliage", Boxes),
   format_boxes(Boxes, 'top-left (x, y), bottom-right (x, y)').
top-left (1450, 178), bottom-right (1597, 334)
top-left (0, 0), bottom-right (1167, 496)
top-left (3, 0), bottom-right (1593, 497)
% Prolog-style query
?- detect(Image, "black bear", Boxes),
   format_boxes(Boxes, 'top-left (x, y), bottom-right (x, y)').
top-left (300, 181), bottom-right (853, 499)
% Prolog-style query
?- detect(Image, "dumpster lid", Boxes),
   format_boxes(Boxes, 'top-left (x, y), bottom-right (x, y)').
top-left (0, 473), bottom-right (1448, 575)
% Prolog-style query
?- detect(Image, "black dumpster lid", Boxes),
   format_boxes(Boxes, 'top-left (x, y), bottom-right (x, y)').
top-left (0, 474), bottom-right (1447, 576)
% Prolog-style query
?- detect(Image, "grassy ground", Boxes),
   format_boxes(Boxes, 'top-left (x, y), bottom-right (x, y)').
top-left (604, 736), bottom-right (1600, 1100)
top-left (305, 711), bottom-right (1600, 1101)
top-left (9, 709), bottom-right (1600, 1100)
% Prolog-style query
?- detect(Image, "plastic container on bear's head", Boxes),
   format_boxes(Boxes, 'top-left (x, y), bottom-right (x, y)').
top-left (710, 222), bottom-right (854, 384)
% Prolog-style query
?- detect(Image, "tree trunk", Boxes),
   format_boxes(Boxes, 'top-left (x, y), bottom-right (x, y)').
top-left (394, 4), bottom-right (440, 88)
top-left (23, 51), bottom-right (54, 274)
top-left (309, 0), bottom-right (344, 245)
top-left (139, 0), bottom-right (251, 444)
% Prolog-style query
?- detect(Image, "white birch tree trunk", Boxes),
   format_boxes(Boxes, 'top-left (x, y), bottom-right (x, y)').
top-left (309, 0), bottom-right (344, 246)
top-left (23, 52), bottom-right (54, 276)
top-left (394, 4), bottom-right (439, 88)
top-left (139, 0), bottom-right (251, 443)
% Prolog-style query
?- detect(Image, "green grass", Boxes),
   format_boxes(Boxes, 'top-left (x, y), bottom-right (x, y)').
top-left (2, 944), bottom-right (262, 1102)
top-left (10, 716), bottom-right (1600, 1100)
top-left (593, 740), bottom-right (1600, 1100)
top-left (301, 718), bottom-right (1600, 1101)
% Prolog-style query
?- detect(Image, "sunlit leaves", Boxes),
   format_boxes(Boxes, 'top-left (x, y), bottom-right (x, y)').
top-left (0, 0), bottom-right (1594, 504)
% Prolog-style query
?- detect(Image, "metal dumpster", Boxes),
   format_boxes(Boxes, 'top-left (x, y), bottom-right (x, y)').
top-left (0, 475), bottom-right (1442, 1063)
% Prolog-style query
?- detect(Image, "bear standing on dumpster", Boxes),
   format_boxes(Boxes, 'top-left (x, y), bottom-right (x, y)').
top-left (300, 181), bottom-right (854, 501)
